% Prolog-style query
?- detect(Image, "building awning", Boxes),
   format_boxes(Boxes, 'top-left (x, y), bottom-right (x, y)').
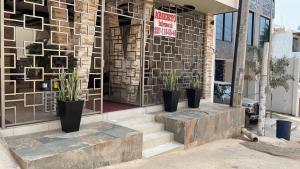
top-left (168, 0), bottom-right (238, 14)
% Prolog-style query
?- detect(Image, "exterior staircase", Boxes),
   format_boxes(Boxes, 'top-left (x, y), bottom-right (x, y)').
top-left (111, 114), bottom-right (183, 158)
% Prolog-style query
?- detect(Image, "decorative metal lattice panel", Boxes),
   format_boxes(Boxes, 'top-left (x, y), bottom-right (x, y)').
top-left (143, 1), bottom-right (206, 105)
top-left (0, 0), bottom-right (208, 127)
top-left (103, 0), bottom-right (144, 105)
top-left (1, 0), bottom-right (104, 126)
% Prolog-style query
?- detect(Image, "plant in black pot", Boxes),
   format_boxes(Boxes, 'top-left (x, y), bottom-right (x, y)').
top-left (57, 68), bottom-right (84, 133)
top-left (163, 70), bottom-right (179, 112)
top-left (186, 75), bottom-right (202, 108)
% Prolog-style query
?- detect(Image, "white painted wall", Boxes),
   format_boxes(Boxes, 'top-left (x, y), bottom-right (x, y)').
top-left (267, 28), bottom-right (300, 116)
top-left (267, 55), bottom-right (300, 116)
top-left (271, 30), bottom-right (294, 59)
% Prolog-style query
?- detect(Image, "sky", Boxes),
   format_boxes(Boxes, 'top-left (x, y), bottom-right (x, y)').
top-left (274, 0), bottom-right (300, 30)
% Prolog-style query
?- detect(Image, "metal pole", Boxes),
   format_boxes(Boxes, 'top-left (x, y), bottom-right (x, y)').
top-left (101, 0), bottom-right (105, 114)
top-left (0, 0), bottom-right (5, 128)
top-left (141, 1), bottom-right (147, 107)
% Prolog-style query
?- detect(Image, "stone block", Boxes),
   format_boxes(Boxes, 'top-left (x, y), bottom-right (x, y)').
top-left (6, 122), bottom-right (142, 169)
top-left (155, 103), bottom-right (244, 149)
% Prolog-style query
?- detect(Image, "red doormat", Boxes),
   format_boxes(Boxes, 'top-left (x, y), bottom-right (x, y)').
top-left (103, 101), bottom-right (138, 113)
top-left (85, 100), bottom-right (138, 113)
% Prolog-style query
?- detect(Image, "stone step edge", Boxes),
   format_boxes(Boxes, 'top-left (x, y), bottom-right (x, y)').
top-left (142, 141), bottom-right (183, 158)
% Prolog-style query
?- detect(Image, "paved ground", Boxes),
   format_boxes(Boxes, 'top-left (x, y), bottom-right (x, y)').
top-left (1, 137), bottom-right (300, 169)
top-left (1, 113), bottom-right (300, 169)
top-left (0, 138), bottom-right (19, 169)
top-left (272, 113), bottom-right (300, 142)
top-left (102, 139), bottom-right (300, 169)
top-left (102, 113), bottom-right (300, 169)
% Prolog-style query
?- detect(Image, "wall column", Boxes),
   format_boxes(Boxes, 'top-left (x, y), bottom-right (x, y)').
top-left (230, 0), bottom-right (250, 107)
top-left (203, 14), bottom-right (214, 99)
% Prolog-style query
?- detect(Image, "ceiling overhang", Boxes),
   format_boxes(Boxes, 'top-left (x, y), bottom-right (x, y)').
top-left (167, 0), bottom-right (239, 14)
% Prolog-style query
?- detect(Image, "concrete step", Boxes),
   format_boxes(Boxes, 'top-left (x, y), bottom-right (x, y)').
top-left (111, 115), bottom-right (155, 127)
top-left (143, 131), bottom-right (174, 150)
top-left (143, 141), bottom-right (183, 158)
top-left (110, 113), bottom-right (183, 158)
top-left (130, 122), bottom-right (164, 135)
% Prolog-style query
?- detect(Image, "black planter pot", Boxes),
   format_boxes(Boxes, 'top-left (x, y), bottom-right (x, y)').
top-left (163, 90), bottom-right (179, 112)
top-left (56, 100), bottom-right (63, 117)
top-left (58, 100), bottom-right (84, 133)
top-left (186, 88), bottom-right (202, 108)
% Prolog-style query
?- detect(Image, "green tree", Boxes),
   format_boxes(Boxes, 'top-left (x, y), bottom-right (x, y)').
top-left (246, 46), bottom-right (294, 113)
top-left (246, 47), bottom-right (294, 92)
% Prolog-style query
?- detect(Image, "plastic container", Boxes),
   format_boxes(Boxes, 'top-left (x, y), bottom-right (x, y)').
top-left (276, 120), bottom-right (292, 141)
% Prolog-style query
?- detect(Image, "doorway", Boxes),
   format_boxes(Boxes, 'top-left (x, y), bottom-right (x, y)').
top-left (102, 0), bottom-right (144, 112)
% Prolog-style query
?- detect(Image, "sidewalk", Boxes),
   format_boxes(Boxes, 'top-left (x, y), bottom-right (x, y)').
top-left (271, 113), bottom-right (300, 142)
top-left (247, 113), bottom-right (300, 142)
top-left (264, 113), bottom-right (300, 141)
top-left (0, 138), bottom-right (19, 169)
top-left (102, 139), bottom-right (300, 169)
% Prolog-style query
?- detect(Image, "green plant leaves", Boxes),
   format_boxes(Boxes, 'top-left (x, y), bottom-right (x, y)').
top-left (190, 76), bottom-right (201, 89)
top-left (163, 69), bottom-right (177, 91)
top-left (58, 68), bottom-right (80, 101)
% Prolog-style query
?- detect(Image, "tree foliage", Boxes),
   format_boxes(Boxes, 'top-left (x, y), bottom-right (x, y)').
top-left (245, 46), bottom-right (294, 92)
top-left (269, 58), bottom-right (294, 91)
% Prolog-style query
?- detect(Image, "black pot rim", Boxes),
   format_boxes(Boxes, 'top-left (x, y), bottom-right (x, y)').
top-left (57, 99), bottom-right (84, 103)
top-left (186, 88), bottom-right (202, 90)
top-left (162, 89), bottom-right (179, 92)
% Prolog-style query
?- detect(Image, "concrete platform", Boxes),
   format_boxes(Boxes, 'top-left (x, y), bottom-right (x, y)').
top-left (155, 103), bottom-right (245, 149)
top-left (4, 122), bottom-right (142, 169)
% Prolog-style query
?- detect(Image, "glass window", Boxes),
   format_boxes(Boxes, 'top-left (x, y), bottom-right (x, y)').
top-left (216, 13), bottom-right (233, 42)
top-left (259, 16), bottom-right (271, 47)
top-left (247, 12), bottom-right (254, 46)
top-left (214, 60), bottom-right (225, 81)
top-left (216, 14), bottom-right (224, 40)
top-left (224, 13), bottom-right (233, 42)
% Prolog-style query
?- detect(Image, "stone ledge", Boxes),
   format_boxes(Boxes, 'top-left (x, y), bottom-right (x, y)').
top-left (5, 122), bottom-right (142, 169)
top-left (155, 103), bottom-right (245, 149)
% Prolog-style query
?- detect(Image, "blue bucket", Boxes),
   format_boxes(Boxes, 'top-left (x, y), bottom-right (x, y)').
top-left (276, 120), bottom-right (292, 141)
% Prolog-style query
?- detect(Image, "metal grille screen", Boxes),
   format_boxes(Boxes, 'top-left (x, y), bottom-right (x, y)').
top-left (1, 0), bottom-right (207, 127)
top-left (1, 0), bottom-right (104, 126)
top-left (143, 1), bottom-right (206, 105)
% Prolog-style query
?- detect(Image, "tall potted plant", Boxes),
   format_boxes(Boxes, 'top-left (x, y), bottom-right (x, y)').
top-left (163, 70), bottom-right (179, 112)
top-left (57, 68), bottom-right (84, 133)
top-left (186, 75), bottom-right (202, 108)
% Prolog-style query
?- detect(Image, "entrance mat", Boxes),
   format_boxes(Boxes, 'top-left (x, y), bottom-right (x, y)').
top-left (85, 100), bottom-right (138, 113)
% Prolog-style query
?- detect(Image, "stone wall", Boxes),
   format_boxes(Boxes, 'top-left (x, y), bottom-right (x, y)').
top-left (203, 14), bottom-right (214, 99)
top-left (144, 4), bottom-right (209, 105)
top-left (48, 0), bottom-right (100, 91)
top-left (104, 0), bottom-right (152, 104)
top-left (2, 0), bottom-right (215, 127)
top-left (6, 122), bottom-right (143, 169)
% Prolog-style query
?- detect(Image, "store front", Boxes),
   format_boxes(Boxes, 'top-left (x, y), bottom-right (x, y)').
top-left (0, 0), bottom-right (236, 128)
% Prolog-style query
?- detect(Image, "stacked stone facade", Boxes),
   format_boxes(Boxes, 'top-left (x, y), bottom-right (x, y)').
top-left (1, 0), bottom-right (216, 126)
top-left (203, 14), bottom-right (214, 99)
top-left (48, 0), bottom-right (100, 92)
top-left (144, 5), bottom-right (211, 105)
